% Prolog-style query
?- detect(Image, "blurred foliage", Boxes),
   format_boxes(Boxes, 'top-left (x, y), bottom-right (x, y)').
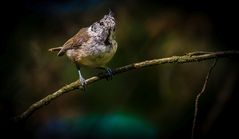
top-left (35, 113), bottom-right (157, 139)
top-left (1, 0), bottom-right (238, 139)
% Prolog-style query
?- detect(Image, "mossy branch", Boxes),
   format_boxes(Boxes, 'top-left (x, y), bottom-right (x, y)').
top-left (14, 50), bottom-right (239, 122)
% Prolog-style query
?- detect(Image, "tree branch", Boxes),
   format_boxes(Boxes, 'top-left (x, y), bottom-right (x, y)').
top-left (14, 50), bottom-right (239, 122)
top-left (191, 59), bottom-right (217, 139)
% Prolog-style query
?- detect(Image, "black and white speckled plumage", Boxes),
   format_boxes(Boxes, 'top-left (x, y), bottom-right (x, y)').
top-left (49, 11), bottom-right (117, 87)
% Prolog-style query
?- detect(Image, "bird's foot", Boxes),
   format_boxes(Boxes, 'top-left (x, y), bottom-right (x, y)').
top-left (79, 76), bottom-right (87, 91)
top-left (97, 67), bottom-right (113, 81)
top-left (104, 67), bottom-right (113, 80)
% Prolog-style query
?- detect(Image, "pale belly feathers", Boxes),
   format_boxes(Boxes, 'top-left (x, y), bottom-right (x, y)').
top-left (66, 40), bottom-right (117, 67)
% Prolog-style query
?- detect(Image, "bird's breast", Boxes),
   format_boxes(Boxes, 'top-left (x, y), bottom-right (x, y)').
top-left (79, 42), bottom-right (117, 67)
top-left (66, 41), bottom-right (117, 67)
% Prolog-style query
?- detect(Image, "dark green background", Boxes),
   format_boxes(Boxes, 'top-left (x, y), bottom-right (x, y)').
top-left (1, 0), bottom-right (238, 139)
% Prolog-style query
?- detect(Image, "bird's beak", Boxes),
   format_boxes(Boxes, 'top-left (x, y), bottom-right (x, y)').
top-left (108, 9), bottom-right (114, 17)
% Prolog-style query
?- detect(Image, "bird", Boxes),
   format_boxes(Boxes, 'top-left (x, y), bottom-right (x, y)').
top-left (48, 11), bottom-right (117, 90)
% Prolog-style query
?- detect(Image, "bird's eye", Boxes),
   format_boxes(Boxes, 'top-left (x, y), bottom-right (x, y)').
top-left (91, 24), bottom-right (97, 31)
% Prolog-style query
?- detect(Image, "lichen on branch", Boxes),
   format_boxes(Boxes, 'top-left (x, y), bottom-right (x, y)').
top-left (14, 50), bottom-right (239, 122)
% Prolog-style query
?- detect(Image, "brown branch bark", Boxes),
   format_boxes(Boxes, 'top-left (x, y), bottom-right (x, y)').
top-left (14, 50), bottom-right (239, 122)
top-left (191, 59), bottom-right (217, 139)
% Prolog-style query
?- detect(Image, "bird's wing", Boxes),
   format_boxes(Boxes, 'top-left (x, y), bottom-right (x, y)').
top-left (73, 28), bottom-right (90, 47)
top-left (57, 38), bottom-right (74, 56)
top-left (57, 28), bottom-right (89, 56)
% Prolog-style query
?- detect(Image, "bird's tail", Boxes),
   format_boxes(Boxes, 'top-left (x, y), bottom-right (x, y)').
top-left (49, 37), bottom-right (74, 56)
top-left (48, 47), bottom-right (66, 56)
top-left (48, 47), bottom-right (62, 52)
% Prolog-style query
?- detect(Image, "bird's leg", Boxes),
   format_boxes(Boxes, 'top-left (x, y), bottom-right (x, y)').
top-left (78, 70), bottom-right (86, 89)
top-left (76, 64), bottom-right (86, 91)
top-left (98, 67), bottom-right (113, 80)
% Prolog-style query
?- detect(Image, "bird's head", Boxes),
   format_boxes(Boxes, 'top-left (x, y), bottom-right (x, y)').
top-left (90, 11), bottom-right (116, 37)
top-left (100, 10), bottom-right (115, 29)
top-left (91, 11), bottom-right (115, 30)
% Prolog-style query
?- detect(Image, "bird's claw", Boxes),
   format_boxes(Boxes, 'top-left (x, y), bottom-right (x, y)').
top-left (104, 67), bottom-right (113, 80)
top-left (79, 77), bottom-right (87, 91)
